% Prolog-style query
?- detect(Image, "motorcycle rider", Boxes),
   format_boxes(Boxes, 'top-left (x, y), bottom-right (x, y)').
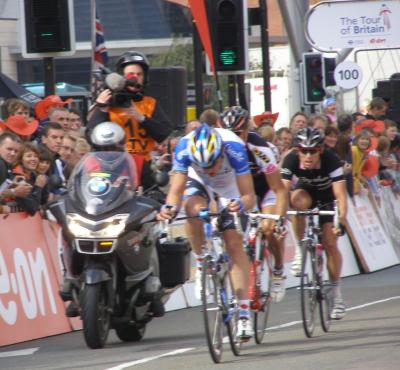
top-left (61, 122), bottom-right (165, 318)
top-left (87, 51), bottom-right (173, 188)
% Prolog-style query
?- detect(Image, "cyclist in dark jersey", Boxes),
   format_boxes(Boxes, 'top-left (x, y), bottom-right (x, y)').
top-left (281, 127), bottom-right (348, 320)
top-left (221, 106), bottom-right (289, 302)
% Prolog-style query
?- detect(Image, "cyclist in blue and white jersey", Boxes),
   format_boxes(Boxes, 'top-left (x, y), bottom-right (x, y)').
top-left (221, 106), bottom-right (289, 303)
top-left (157, 124), bottom-right (256, 340)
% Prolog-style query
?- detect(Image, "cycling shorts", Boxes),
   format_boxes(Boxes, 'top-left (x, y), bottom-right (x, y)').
top-left (184, 177), bottom-right (247, 232)
top-left (294, 183), bottom-right (334, 224)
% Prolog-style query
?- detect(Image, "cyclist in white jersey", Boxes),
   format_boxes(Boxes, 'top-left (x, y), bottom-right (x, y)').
top-left (157, 124), bottom-right (256, 340)
top-left (220, 106), bottom-right (289, 303)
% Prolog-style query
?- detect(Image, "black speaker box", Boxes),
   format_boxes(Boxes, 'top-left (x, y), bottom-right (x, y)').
top-left (146, 67), bottom-right (187, 130)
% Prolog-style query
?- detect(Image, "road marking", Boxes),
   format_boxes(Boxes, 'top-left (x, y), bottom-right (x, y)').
top-left (0, 348), bottom-right (39, 358)
top-left (264, 296), bottom-right (400, 331)
top-left (347, 295), bottom-right (400, 311)
top-left (104, 348), bottom-right (194, 370)
top-left (266, 320), bottom-right (302, 330)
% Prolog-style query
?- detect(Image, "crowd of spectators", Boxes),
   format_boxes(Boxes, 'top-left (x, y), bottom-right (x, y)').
top-left (1, 93), bottom-right (399, 217)
top-left (0, 96), bottom-right (91, 215)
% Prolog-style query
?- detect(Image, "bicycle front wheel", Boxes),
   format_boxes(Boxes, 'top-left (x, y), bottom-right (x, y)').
top-left (300, 242), bottom-right (318, 338)
top-left (319, 283), bottom-right (332, 332)
top-left (225, 274), bottom-right (242, 356)
top-left (253, 244), bottom-right (272, 344)
top-left (201, 257), bottom-right (224, 363)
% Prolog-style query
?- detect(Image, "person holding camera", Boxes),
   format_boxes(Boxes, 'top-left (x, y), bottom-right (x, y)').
top-left (87, 51), bottom-right (173, 188)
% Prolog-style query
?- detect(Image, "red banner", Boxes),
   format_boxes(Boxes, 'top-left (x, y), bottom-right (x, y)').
top-left (0, 214), bottom-right (72, 346)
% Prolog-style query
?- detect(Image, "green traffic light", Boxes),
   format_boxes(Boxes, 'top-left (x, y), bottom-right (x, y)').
top-left (219, 49), bottom-right (237, 66)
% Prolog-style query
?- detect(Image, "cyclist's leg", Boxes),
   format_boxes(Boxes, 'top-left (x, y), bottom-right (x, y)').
top-left (183, 178), bottom-right (211, 298)
top-left (289, 188), bottom-right (312, 275)
top-left (260, 192), bottom-right (287, 302)
top-left (183, 178), bottom-right (211, 254)
top-left (223, 228), bottom-right (253, 339)
top-left (321, 221), bottom-right (346, 320)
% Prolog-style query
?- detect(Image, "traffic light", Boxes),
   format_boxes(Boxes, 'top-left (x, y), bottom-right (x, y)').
top-left (324, 57), bottom-right (337, 87)
top-left (303, 52), bottom-right (325, 104)
top-left (206, 0), bottom-right (249, 74)
top-left (19, 0), bottom-right (76, 58)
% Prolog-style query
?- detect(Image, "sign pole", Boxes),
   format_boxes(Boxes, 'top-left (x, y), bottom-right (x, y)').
top-left (43, 57), bottom-right (55, 96)
top-left (259, 0), bottom-right (271, 111)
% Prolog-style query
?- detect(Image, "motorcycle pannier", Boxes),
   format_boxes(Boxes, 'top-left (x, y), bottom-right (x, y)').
top-left (156, 237), bottom-right (191, 288)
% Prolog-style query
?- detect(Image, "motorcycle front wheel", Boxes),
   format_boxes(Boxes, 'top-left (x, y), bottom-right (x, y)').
top-left (81, 283), bottom-right (111, 349)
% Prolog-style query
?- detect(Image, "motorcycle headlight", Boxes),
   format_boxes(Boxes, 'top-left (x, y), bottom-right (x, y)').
top-left (66, 213), bottom-right (129, 238)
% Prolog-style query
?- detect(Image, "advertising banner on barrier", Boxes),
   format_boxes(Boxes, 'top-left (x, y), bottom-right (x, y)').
top-left (0, 214), bottom-right (72, 347)
top-left (346, 193), bottom-right (399, 272)
top-left (375, 187), bottom-right (400, 260)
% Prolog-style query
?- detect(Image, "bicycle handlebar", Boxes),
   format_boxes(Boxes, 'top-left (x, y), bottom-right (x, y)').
top-left (244, 212), bottom-right (282, 221)
top-left (286, 209), bottom-right (336, 216)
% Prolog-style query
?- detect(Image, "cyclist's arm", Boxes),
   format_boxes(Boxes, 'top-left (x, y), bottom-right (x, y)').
top-left (164, 171), bottom-right (187, 209)
top-left (332, 180), bottom-right (347, 225)
top-left (265, 170), bottom-right (289, 217)
top-left (236, 173), bottom-right (256, 211)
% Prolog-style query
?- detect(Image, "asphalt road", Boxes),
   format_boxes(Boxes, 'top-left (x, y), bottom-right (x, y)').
top-left (1, 265), bottom-right (399, 370)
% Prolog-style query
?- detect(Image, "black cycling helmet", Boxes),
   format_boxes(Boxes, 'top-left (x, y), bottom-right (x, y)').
top-left (220, 106), bottom-right (249, 131)
top-left (115, 51), bottom-right (150, 83)
top-left (294, 127), bottom-right (325, 148)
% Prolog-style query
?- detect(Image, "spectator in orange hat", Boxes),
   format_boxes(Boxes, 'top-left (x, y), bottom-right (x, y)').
top-left (1, 115), bottom-right (38, 141)
top-left (253, 111), bottom-right (279, 128)
top-left (33, 95), bottom-right (72, 142)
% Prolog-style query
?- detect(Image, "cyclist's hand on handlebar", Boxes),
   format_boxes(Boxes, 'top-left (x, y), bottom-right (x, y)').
top-left (333, 223), bottom-right (346, 237)
top-left (227, 199), bottom-right (244, 213)
top-left (156, 204), bottom-right (177, 221)
top-left (273, 217), bottom-right (287, 240)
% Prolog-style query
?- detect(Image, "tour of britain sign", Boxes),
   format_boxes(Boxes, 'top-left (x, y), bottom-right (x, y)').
top-left (306, 0), bottom-right (400, 51)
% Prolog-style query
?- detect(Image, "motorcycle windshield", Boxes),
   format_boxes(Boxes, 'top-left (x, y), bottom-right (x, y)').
top-left (68, 152), bottom-right (138, 215)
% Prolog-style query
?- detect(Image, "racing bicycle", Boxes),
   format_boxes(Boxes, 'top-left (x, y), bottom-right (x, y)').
top-left (287, 201), bottom-right (340, 337)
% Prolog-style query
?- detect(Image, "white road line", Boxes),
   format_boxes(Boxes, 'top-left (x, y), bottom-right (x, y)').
top-left (265, 295), bottom-right (400, 331)
top-left (0, 348), bottom-right (39, 358)
top-left (347, 295), bottom-right (400, 311)
top-left (104, 348), bottom-right (194, 370)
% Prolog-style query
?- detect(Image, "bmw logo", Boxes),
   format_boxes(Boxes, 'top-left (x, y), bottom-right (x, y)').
top-left (87, 177), bottom-right (111, 196)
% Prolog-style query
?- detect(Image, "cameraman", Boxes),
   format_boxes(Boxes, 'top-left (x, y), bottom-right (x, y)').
top-left (87, 51), bottom-right (173, 187)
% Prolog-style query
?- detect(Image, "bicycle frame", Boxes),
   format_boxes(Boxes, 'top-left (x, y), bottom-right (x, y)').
top-left (287, 201), bottom-right (338, 337)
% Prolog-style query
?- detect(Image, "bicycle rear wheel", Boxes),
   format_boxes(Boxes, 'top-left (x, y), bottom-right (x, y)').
top-left (253, 243), bottom-right (272, 344)
top-left (201, 256), bottom-right (224, 363)
top-left (300, 241), bottom-right (318, 338)
top-left (319, 283), bottom-right (332, 332)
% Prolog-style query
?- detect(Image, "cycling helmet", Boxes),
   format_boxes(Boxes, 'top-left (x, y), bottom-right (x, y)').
top-left (115, 51), bottom-right (150, 83)
top-left (90, 122), bottom-right (125, 151)
top-left (188, 124), bottom-right (223, 168)
top-left (294, 127), bottom-right (325, 148)
top-left (220, 106), bottom-right (249, 131)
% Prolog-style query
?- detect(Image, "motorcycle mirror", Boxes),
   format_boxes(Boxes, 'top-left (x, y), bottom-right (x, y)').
top-left (154, 170), bottom-right (169, 187)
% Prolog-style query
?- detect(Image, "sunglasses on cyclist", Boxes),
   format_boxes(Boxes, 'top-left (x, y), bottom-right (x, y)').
top-left (298, 148), bottom-right (320, 155)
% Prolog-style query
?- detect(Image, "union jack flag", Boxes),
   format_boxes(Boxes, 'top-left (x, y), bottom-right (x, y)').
top-left (94, 12), bottom-right (108, 68)
top-left (91, 11), bottom-right (108, 101)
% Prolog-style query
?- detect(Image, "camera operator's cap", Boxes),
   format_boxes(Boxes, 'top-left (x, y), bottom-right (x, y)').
top-left (4, 115), bottom-right (38, 136)
top-left (34, 95), bottom-right (73, 120)
top-left (253, 111), bottom-right (279, 127)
